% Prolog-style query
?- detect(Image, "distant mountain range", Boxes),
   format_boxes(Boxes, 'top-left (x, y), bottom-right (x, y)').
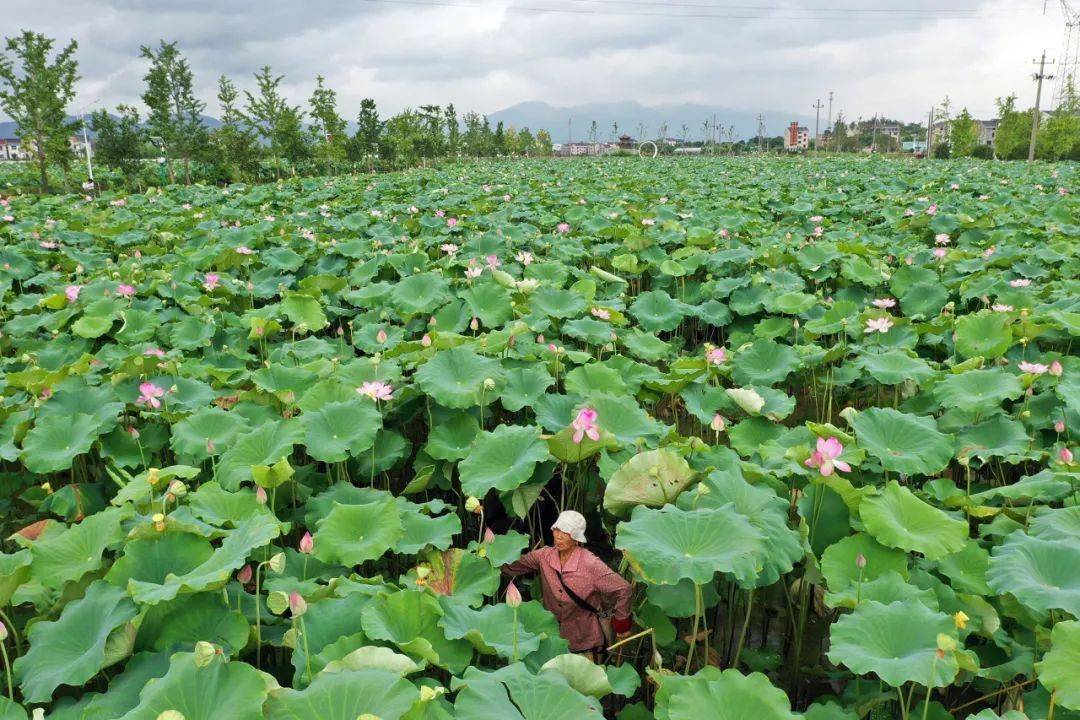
top-left (487, 100), bottom-right (818, 143)
top-left (1, 103), bottom-right (816, 144)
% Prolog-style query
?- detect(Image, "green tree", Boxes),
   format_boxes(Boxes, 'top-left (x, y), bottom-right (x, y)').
top-left (0, 30), bottom-right (80, 194)
top-left (418, 104), bottom-right (444, 158)
top-left (90, 104), bottom-right (144, 189)
top-left (211, 74), bottom-right (260, 182)
top-left (534, 128), bottom-right (553, 155)
top-left (493, 121), bottom-right (505, 154)
top-left (949, 108), bottom-right (980, 157)
top-left (243, 66), bottom-right (304, 177)
top-left (380, 109), bottom-right (426, 168)
top-left (462, 111), bottom-right (484, 156)
top-left (1038, 77), bottom-right (1080, 160)
top-left (445, 103), bottom-right (460, 156)
top-left (308, 75), bottom-right (347, 174)
top-left (139, 41), bottom-right (208, 184)
top-left (830, 113), bottom-right (849, 152)
top-left (349, 98), bottom-right (381, 164)
top-left (517, 126), bottom-right (535, 155)
top-left (993, 94), bottom-right (1033, 160)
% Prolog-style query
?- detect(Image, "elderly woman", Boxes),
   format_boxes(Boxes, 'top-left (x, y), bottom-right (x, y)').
top-left (502, 510), bottom-right (633, 655)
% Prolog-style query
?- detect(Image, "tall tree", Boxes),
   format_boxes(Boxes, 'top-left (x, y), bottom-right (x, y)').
top-left (444, 103), bottom-right (460, 156)
top-left (534, 129), bottom-right (553, 155)
top-left (308, 75), bottom-right (347, 174)
top-left (349, 97), bottom-right (381, 163)
top-left (1038, 77), bottom-right (1080, 160)
top-left (418, 104), bottom-right (444, 158)
top-left (91, 104), bottom-right (144, 189)
top-left (994, 94), bottom-right (1032, 160)
top-left (949, 108), bottom-right (980, 157)
top-left (0, 31), bottom-right (80, 194)
top-left (493, 121), bottom-right (505, 154)
top-left (244, 66), bottom-right (304, 177)
top-left (140, 41), bottom-right (207, 184)
top-left (211, 74), bottom-right (260, 182)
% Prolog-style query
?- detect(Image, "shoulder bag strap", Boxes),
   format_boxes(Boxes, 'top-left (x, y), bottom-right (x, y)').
top-left (554, 569), bottom-right (599, 615)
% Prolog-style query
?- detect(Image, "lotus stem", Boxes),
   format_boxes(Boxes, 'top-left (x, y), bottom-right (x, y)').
top-left (1048, 691), bottom-right (1057, 720)
top-left (512, 606), bottom-right (519, 662)
top-left (298, 615), bottom-right (312, 685)
top-left (0, 608), bottom-right (20, 656)
top-left (0, 633), bottom-right (11, 699)
top-left (254, 562), bottom-right (263, 669)
top-left (606, 627), bottom-right (652, 652)
top-left (732, 588), bottom-right (754, 669)
top-left (684, 581), bottom-right (702, 674)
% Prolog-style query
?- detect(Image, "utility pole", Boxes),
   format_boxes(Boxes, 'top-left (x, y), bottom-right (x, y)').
top-left (826, 91), bottom-right (834, 152)
top-left (568, 118), bottom-right (573, 144)
top-left (812, 99), bottom-right (823, 152)
top-left (870, 114), bottom-right (879, 153)
top-left (1028, 50), bottom-right (1056, 162)
top-left (926, 107), bottom-right (934, 159)
top-left (756, 113), bottom-right (765, 152)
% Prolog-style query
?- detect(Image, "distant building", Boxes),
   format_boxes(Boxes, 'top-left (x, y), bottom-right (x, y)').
top-left (977, 119), bottom-right (999, 147)
top-left (673, 146), bottom-right (703, 155)
top-left (902, 140), bottom-right (928, 153)
top-left (0, 134), bottom-right (93, 161)
top-left (554, 141), bottom-right (607, 157)
top-left (879, 126), bottom-right (901, 140)
top-left (617, 134), bottom-right (635, 150)
top-left (784, 122), bottom-right (809, 150)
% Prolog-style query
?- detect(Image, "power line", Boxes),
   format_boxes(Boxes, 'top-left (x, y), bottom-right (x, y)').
top-left (358, 0), bottom-right (1028, 21)
top-left (540, 0), bottom-right (1024, 15)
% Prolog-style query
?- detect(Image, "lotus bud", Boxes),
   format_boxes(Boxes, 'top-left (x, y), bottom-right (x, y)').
top-left (156, 711), bottom-right (185, 720)
top-left (237, 564), bottom-right (253, 584)
top-left (652, 647), bottom-right (663, 668)
top-left (1050, 360), bottom-right (1063, 377)
top-left (953, 611), bottom-right (969, 630)
top-left (255, 486), bottom-right (268, 505)
top-left (267, 591), bottom-right (290, 615)
top-left (537, 334), bottom-right (545, 344)
top-left (470, 317), bottom-right (480, 331)
top-left (205, 438), bottom-right (215, 454)
top-left (484, 527), bottom-right (495, 543)
top-left (429, 316), bottom-right (437, 326)
top-left (267, 552), bottom-right (286, 574)
top-left (421, 333), bottom-right (432, 347)
top-left (505, 582), bottom-right (522, 608)
top-left (0, 620), bottom-right (7, 641)
top-left (855, 553), bottom-right (867, 569)
top-left (710, 414), bottom-right (725, 432)
top-left (376, 329), bottom-right (388, 344)
top-left (483, 377), bottom-right (496, 390)
top-left (193, 641), bottom-right (217, 667)
top-left (1055, 420), bottom-right (1066, 433)
top-left (1060, 447), bottom-right (1074, 464)
top-left (298, 531), bottom-right (314, 554)
top-left (289, 591), bottom-right (307, 617)
top-left (465, 496), bottom-right (482, 514)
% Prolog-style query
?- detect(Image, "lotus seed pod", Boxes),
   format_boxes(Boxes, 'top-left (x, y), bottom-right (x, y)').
top-left (267, 590), bottom-right (290, 615)
top-left (193, 641), bottom-right (217, 667)
top-left (267, 552), bottom-right (286, 574)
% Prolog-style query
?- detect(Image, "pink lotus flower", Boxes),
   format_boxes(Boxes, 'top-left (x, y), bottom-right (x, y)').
top-left (810, 215), bottom-right (823, 223)
top-left (237, 564), bottom-right (253, 584)
top-left (289, 591), bottom-right (307, 616)
top-left (446, 217), bottom-right (458, 228)
top-left (65, 285), bottom-right (81, 302)
top-left (470, 317), bottom-right (479, 331)
top-left (39, 240), bottom-right (57, 249)
top-left (804, 437), bottom-right (851, 477)
top-left (1018, 361), bottom-right (1048, 375)
top-left (710, 413), bottom-right (726, 432)
top-left (299, 531), bottom-right (314, 554)
top-left (485, 254), bottom-right (501, 270)
top-left (1055, 420), bottom-right (1066, 433)
top-left (436, 210), bottom-right (445, 217)
top-left (591, 307), bottom-right (611, 320)
top-left (256, 486), bottom-right (268, 505)
top-left (506, 581), bottom-right (522, 607)
top-left (40, 387), bottom-right (53, 400)
top-left (864, 317), bottom-right (893, 334)
top-left (515, 251), bottom-right (533, 266)
top-left (137, 382), bottom-right (166, 409)
top-left (144, 347), bottom-right (165, 357)
top-left (117, 284), bottom-right (136, 298)
top-left (484, 527), bottom-right (495, 543)
top-left (926, 204), bottom-right (938, 215)
top-left (935, 233), bottom-right (950, 245)
top-left (1061, 447), bottom-right (1075, 464)
top-left (235, 246), bottom-right (254, 255)
top-left (376, 328), bottom-right (388, 344)
top-left (421, 333), bottom-right (432, 347)
top-left (557, 222), bottom-right (570, 233)
top-left (203, 273), bottom-right (220, 291)
top-left (440, 243), bottom-right (459, 255)
top-left (706, 346), bottom-right (727, 365)
top-left (933, 247), bottom-right (947, 259)
top-left (1049, 360), bottom-right (1063, 377)
top-left (813, 226), bottom-right (824, 237)
top-left (1009, 278), bottom-right (1031, 288)
top-left (571, 407), bottom-right (600, 444)
top-left (641, 218), bottom-right (655, 227)
top-left (872, 298), bottom-right (895, 309)
top-left (984, 246), bottom-right (996, 258)
top-left (719, 228), bottom-right (730, 238)
top-left (358, 381), bottom-right (393, 402)
top-left (992, 304), bottom-right (1013, 312)
top-left (950, 183), bottom-right (960, 190)
top-left (465, 266), bottom-right (482, 279)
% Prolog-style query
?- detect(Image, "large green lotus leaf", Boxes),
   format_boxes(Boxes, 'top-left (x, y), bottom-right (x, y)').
top-left (564, 363), bottom-right (627, 397)
top-left (935, 539), bottom-right (993, 595)
top-left (300, 399), bottom-right (382, 463)
top-left (827, 600), bottom-right (959, 688)
top-left (170, 407), bottom-right (251, 460)
top-left (425, 412), bottom-right (481, 461)
top-left (731, 340), bottom-right (800, 386)
top-left (21, 412), bottom-right (102, 473)
top-left (616, 505), bottom-right (765, 586)
top-left (832, 570), bottom-right (938, 610)
top-left (954, 311), bottom-right (1012, 359)
top-left (971, 469), bottom-right (1074, 505)
top-left (397, 498), bottom-right (461, 554)
top-left (803, 701), bottom-right (859, 720)
top-left (215, 419), bottom-right (304, 490)
top-left (499, 366), bottom-right (555, 413)
top-left (588, 393), bottom-right (666, 446)
top-left (361, 589), bottom-right (473, 673)
top-left (320, 645), bottom-right (423, 675)
top-left (251, 364), bottom-right (319, 395)
top-left (956, 415), bottom-right (1032, 461)
top-left (0, 550), bottom-right (31, 606)
top-left (281, 293), bottom-right (329, 332)
top-left (314, 497), bottom-right (403, 566)
top-left (987, 533), bottom-right (1080, 616)
top-left (30, 506), bottom-right (128, 589)
top-left (860, 481), bottom-right (968, 561)
top-left (115, 653), bottom-right (269, 720)
top-left (438, 596), bottom-right (540, 658)
top-left (459, 424), bottom-right (550, 496)
top-left (106, 532), bottom-right (214, 586)
top-left (452, 663), bottom-right (605, 720)
top-left (603, 448), bottom-right (695, 517)
top-left (854, 350), bottom-right (934, 386)
top-left (935, 369), bottom-right (1024, 414)
top-left (390, 271), bottom-right (450, 315)
top-left (37, 379), bottom-right (124, 429)
top-left (852, 408), bottom-right (953, 475)
top-left (531, 287), bottom-right (588, 319)
top-left (420, 547), bottom-right (500, 606)
top-left (540, 654), bottom-right (612, 699)
top-left (665, 669), bottom-right (797, 720)
top-left (186, 482), bottom-right (274, 527)
top-left (820, 533), bottom-right (910, 606)
top-left (680, 467), bottom-right (804, 588)
top-left (964, 712), bottom-right (1030, 720)
top-left (1030, 507), bottom-right (1080, 541)
top-left (415, 346), bottom-right (506, 408)
top-left (265, 669), bottom-right (419, 720)
top-left (14, 580), bottom-right (138, 703)
top-left (45, 651), bottom-right (170, 720)
top-left (288, 593), bottom-right (375, 684)
top-left (461, 281), bottom-right (514, 327)
top-left (129, 514), bottom-right (281, 604)
top-left (1035, 620), bottom-right (1080, 711)
top-left (136, 592), bottom-right (249, 653)
top-left (629, 290), bottom-right (685, 332)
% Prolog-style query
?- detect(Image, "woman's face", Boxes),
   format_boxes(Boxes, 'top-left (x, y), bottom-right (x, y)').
top-left (552, 528), bottom-right (577, 552)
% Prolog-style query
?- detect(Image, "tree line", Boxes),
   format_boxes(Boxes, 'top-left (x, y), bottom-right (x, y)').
top-left (0, 31), bottom-right (554, 194)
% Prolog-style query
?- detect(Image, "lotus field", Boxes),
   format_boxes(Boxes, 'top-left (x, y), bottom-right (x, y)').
top-left (0, 156), bottom-right (1079, 720)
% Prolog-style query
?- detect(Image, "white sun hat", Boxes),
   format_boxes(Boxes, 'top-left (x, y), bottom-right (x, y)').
top-left (551, 510), bottom-right (587, 543)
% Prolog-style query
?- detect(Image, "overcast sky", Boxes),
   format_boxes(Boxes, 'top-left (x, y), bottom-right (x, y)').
top-left (2, 0), bottom-right (1067, 124)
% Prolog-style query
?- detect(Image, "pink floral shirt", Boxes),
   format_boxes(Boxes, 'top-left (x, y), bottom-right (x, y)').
top-left (503, 545), bottom-right (632, 651)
